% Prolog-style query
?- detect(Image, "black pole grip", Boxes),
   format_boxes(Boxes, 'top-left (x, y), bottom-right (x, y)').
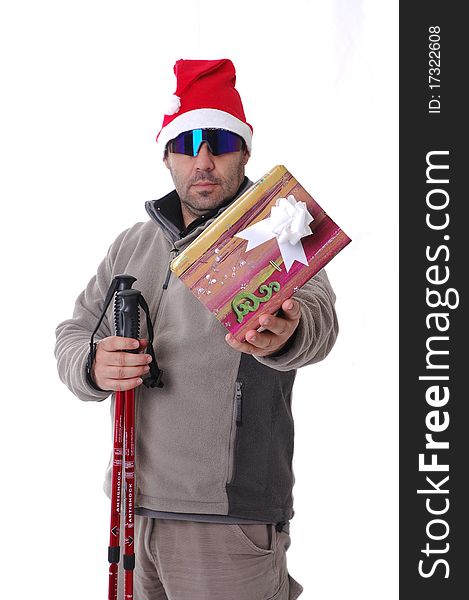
top-left (86, 275), bottom-right (139, 391)
top-left (114, 289), bottom-right (141, 341)
top-left (114, 274), bottom-right (137, 292)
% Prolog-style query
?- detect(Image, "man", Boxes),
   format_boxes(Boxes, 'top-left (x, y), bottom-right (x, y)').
top-left (55, 58), bottom-right (338, 600)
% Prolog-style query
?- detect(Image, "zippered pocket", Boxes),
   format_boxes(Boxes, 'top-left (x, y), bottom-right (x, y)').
top-left (227, 381), bottom-right (243, 484)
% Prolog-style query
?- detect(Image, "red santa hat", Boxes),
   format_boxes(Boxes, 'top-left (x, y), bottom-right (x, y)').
top-left (156, 58), bottom-right (253, 157)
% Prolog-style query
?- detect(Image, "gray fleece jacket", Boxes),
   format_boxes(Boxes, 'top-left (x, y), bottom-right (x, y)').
top-left (55, 177), bottom-right (338, 524)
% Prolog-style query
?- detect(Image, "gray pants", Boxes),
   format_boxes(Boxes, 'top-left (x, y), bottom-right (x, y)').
top-left (118, 517), bottom-right (303, 600)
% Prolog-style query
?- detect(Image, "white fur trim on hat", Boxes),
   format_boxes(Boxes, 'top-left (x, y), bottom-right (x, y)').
top-left (158, 108), bottom-right (252, 158)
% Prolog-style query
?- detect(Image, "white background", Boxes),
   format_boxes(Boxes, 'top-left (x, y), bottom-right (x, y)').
top-left (0, 1), bottom-right (398, 598)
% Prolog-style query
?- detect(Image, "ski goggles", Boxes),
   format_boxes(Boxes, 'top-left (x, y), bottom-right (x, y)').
top-left (166, 128), bottom-right (244, 157)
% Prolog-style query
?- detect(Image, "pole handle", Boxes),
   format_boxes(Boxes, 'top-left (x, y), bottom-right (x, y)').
top-left (87, 275), bottom-right (137, 387)
top-left (114, 289), bottom-right (141, 342)
top-left (114, 274), bottom-right (137, 291)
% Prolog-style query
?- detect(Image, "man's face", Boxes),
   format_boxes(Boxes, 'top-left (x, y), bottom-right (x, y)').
top-left (164, 139), bottom-right (250, 227)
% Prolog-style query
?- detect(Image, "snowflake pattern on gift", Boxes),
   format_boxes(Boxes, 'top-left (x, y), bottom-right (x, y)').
top-left (212, 249), bottom-right (221, 266)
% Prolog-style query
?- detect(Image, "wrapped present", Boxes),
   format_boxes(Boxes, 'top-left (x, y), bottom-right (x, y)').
top-left (170, 165), bottom-right (351, 341)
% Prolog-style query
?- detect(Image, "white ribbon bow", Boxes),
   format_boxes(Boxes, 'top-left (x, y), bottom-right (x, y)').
top-left (235, 194), bottom-right (314, 272)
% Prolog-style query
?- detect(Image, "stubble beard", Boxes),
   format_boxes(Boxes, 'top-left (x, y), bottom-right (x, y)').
top-left (175, 164), bottom-right (245, 221)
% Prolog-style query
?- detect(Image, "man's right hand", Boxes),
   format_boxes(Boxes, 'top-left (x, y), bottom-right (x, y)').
top-left (91, 336), bottom-right (152, 391)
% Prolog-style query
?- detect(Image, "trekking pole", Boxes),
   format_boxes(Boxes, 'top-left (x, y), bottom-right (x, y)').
top-left (114, 289), bottom-right (141, 600)
top-left (107, 279), bottom-right (138, 600)
top-left (86, 274), bottom-right (164, 600)
top-left (108, 288), bottom-right (142, 600)
top-left (108, 383), bottom-right (124, 600)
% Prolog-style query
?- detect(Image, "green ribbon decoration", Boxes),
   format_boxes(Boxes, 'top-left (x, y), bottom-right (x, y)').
top-left (231, 281), bottom-right (281, 323)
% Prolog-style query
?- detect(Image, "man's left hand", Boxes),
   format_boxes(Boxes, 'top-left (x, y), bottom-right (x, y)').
top-left (225, 298), bottom-right (301, 357)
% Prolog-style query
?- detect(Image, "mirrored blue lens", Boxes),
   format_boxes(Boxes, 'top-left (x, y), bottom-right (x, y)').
top-left (168, 129), bottom-right (244, 156)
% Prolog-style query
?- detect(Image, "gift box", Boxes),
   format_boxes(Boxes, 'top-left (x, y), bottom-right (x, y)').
top-left (170, 165), bottom-right (351, 341)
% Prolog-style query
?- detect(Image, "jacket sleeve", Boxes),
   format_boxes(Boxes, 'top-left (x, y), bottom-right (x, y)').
top-left (253, 268), bottom-right (339, 372)
top-left (54, 230), bottom-right (129, 402)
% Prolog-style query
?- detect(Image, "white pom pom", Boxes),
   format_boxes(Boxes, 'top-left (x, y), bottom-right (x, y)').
top-left (165, 95), bottom-right (181, 116)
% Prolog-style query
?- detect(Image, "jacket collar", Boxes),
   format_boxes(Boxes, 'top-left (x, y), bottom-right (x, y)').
top-left (145, 176), bottom-right (253, 247)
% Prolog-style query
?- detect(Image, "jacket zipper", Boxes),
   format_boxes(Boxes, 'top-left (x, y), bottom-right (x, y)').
top-left (151, 246), bottom-right (179, 336)
top-left (163, 246), bottom-right (179, 289)
top-left (227, 381), bottom-right (243, 484)
top-left (235, 381), bottom-right (243, 425)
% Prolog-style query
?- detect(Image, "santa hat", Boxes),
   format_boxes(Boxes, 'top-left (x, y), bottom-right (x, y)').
top-left (156, 59), bottom-right (253, 157)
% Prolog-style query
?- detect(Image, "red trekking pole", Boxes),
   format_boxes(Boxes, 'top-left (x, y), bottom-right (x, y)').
top-left (109, 289), bottom-right (141, 600)
top-left (86, 273), bottom-right (163, 599)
